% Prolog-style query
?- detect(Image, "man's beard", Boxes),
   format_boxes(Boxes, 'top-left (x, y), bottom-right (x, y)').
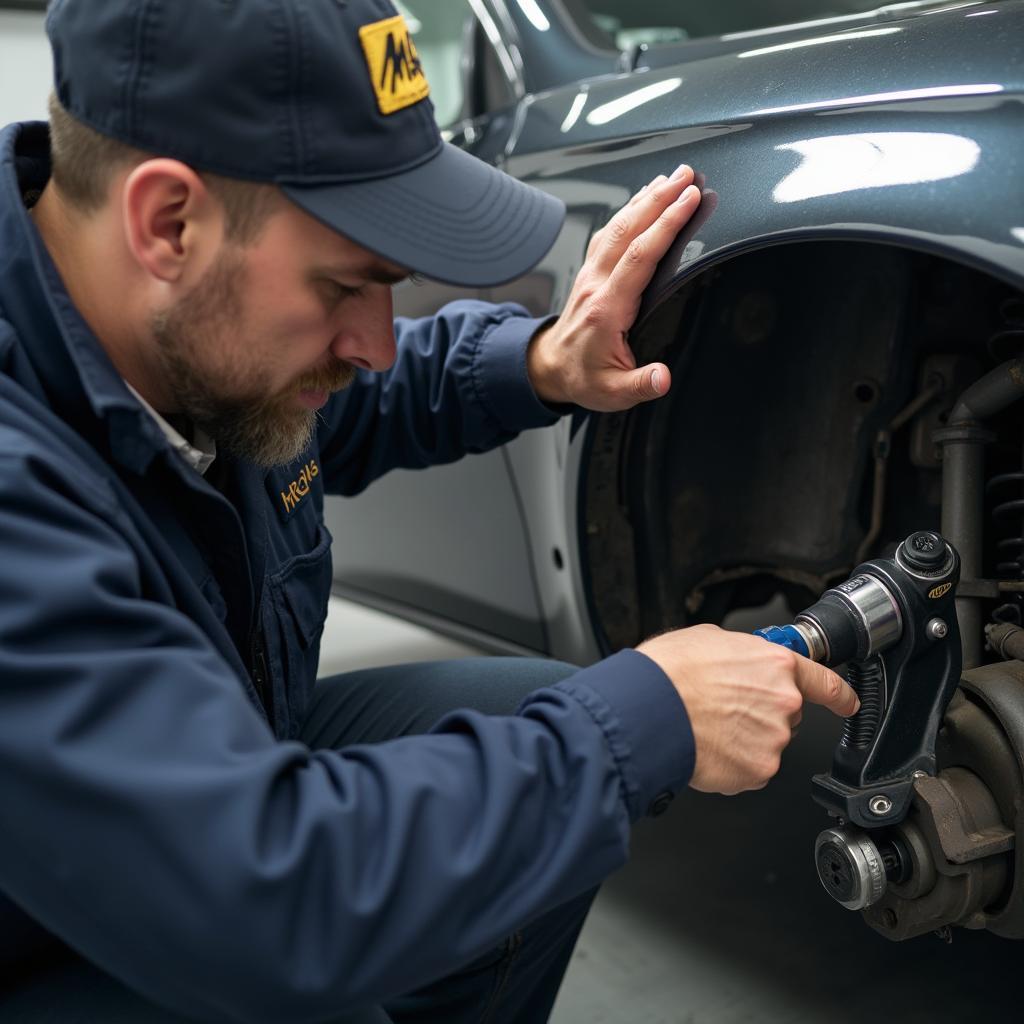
top-left (151, 254), bottom-right (355, 468)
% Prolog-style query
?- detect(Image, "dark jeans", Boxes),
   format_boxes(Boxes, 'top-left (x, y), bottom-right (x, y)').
top-left (0, 657), bottom-right (592, 1023)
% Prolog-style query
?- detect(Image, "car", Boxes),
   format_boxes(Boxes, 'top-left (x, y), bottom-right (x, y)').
top-left (325, 0), bottom-right (1024, 952)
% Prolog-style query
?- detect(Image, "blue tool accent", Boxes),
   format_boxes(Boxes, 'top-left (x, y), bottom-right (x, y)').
top-left (754, 624), bottom-right (809, 658)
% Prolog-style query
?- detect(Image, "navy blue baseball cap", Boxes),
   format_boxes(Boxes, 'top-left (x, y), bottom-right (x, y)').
top-left (45, 0), bottom-right (565, 287)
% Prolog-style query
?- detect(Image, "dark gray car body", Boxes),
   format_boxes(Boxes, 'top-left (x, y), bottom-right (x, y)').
top-left (327, 0), bottom-right (1024, 666)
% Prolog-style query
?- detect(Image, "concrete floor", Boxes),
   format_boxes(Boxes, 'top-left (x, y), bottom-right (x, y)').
top-left (322, 597), bottom-right (1022, 1024)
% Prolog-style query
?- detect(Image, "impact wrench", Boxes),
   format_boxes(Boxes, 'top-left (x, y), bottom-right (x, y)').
top-left (755, 531), bottom-right (963, 910)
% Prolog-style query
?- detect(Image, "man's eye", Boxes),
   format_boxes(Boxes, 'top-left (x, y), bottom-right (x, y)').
top-left (321, 280), bottom-right (365, 304)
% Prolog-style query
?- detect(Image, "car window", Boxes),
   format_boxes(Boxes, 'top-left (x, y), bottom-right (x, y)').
top-left (395, 0), bottom-right (474, 127)
top-left (567, 0), bottom-right (951, 47)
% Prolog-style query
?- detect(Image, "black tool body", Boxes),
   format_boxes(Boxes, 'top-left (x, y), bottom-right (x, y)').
top-left (759, 532), bottom-right (962, 827)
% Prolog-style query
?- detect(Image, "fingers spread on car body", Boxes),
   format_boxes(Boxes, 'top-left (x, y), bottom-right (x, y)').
top-left (526, 163), bottom-right (702, 412)
top-left (528, 161), bottom-right (704, 409)
top-left (605, 183), bottom-right (700, 301)
top-left (589, 165), bottom-right (695, 272)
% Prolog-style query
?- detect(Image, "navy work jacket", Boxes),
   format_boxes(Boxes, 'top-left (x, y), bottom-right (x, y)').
top-left (0, 122), bottom-right (695, 1023)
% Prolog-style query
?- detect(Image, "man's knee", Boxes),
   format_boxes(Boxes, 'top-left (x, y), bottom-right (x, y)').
top-left (303, 656), bottom-right (580, 748)
top-left (385, 656), bottom-right (580, 723)
top-left (424, 656), bottom-right (580, 717)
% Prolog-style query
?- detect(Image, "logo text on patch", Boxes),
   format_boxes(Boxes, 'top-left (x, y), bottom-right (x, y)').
top-left (359, 14), bottom-right (430, 115)
top-left (280, 459), bottom-right (320, 514)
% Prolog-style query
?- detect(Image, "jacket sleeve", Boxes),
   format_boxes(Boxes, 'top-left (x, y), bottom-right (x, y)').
top-left (0, 431), bottom-right (694, 1024)
top-left (317, 299), bottom-right (562, 496)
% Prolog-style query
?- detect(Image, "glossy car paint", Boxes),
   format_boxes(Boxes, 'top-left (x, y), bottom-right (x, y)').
top-left (326, 1), bottom-right (1024, 664)
top-left (508, 2), bottom-right (1024, 295)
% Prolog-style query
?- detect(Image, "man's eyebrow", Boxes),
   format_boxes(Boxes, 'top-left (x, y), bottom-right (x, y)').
top-left (365, 266), bottom-right (411, 285)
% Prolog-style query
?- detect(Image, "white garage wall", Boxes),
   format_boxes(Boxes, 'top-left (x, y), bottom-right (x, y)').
top-left (0, 9), bottom-right (53, 125)
top-left (1, 4), bottom-right (470, 130)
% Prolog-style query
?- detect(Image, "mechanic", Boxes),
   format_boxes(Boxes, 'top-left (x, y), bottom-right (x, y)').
top-left (0, 1), bottom-right (858, 1022)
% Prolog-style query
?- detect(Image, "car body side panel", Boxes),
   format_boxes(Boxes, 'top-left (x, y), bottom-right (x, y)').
top-left (509, 0), bottom-right (1024, 156)
top-left (504, 3), bottom-right (1024, 296)
top-left (506, 96), bottom-right (1024, 307)
top-left (330, 1), bottom-right (1024, 664)
top-left (488, 141), bottom-right (1021, 665)
top-left (326, 450), bottom-right (550, 653)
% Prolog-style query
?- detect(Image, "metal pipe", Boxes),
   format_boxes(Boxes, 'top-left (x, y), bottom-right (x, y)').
top-left (855, 376), bottom-right (943, 565)
top-left (985, 622), bottom-right (1024, 662)
top-left (952, 357), bottom-right (1024, 422)
top-left (939, 427), bottom-right (988, 667)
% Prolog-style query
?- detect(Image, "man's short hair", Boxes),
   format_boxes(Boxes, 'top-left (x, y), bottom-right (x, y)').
top-left (47, 94), bottom-right (280, 244)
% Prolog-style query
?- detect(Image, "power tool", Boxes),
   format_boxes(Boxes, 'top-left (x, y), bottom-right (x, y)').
top-left (756, 530), bottom-right (962, 911)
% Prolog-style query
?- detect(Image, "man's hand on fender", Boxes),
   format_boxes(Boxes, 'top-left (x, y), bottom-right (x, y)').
top-left (527, 164), bottom-right (701, 411)
top-left (637, 624), bottom-right (861, 796)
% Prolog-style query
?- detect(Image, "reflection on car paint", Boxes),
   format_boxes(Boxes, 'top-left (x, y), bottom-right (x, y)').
top-left (560, 91), bottom-right (589, 133)
top-left (773, 132), bottom-right (981, 203)
top-left (514, 0), bottom-right (551, 33)
top-left (749, 82), bottom-right (1004, 117)
top-left (719, 0), bottom-right (984, 40)
top-left (736, 26), bottom-right (902, 59)
top-left (585, 77), bottom-right (683, 126)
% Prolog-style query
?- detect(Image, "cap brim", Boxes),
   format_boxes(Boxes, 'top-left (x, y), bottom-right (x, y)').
top-left (281, 142), bottom-right (566, 288)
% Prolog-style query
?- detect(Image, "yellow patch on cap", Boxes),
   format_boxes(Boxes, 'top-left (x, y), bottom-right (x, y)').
top-left (359, 14), bottom-right (430, 115)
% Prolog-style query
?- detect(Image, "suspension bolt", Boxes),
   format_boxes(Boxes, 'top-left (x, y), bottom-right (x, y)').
top-left (927, 618), bottom-right (949, 640)
top-left (868, 794), bottom-right (893, 816)
top-left (912, 770), bottom-right (929, 779)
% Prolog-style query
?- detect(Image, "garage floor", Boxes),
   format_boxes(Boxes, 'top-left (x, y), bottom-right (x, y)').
top-left (322, 597), bottom-right (1022, 1024)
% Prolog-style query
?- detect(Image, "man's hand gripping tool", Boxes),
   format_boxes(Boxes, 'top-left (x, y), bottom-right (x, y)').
top-left (756, 532), bottom-right (963, 908)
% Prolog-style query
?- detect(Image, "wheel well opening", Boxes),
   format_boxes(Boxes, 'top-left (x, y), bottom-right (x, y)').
top-left (582, 240), bottom-right (1024, 652)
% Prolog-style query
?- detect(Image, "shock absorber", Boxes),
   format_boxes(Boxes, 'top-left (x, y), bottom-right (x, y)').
top-left (756, 531), bottom-right (963, 910)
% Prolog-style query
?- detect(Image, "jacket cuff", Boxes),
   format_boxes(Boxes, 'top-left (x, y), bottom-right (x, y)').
top-left (473, 314), bottom-right (564, 433)
top-left (554, 650), bottom-right (695, 822)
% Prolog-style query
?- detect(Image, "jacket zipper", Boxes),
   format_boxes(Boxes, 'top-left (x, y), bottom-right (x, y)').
top-left (250, 631), bottom-right (272, 717)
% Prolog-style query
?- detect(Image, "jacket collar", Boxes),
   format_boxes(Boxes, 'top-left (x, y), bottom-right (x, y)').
top-left (0, 121), bottom-right (169, 475)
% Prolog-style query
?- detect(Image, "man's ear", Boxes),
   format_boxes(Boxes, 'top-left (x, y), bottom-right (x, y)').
top-left (121, 159), bottom-right (223, 284)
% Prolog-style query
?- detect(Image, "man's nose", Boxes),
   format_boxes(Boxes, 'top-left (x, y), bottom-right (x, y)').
top-left (329, 286), bottom-right (397, 372)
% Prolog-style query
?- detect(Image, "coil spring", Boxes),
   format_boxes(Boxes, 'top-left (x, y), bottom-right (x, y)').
top-left (842, 657), bottom-right (884, 749)
top-left (987, 471), bottom-right (1024, 579)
